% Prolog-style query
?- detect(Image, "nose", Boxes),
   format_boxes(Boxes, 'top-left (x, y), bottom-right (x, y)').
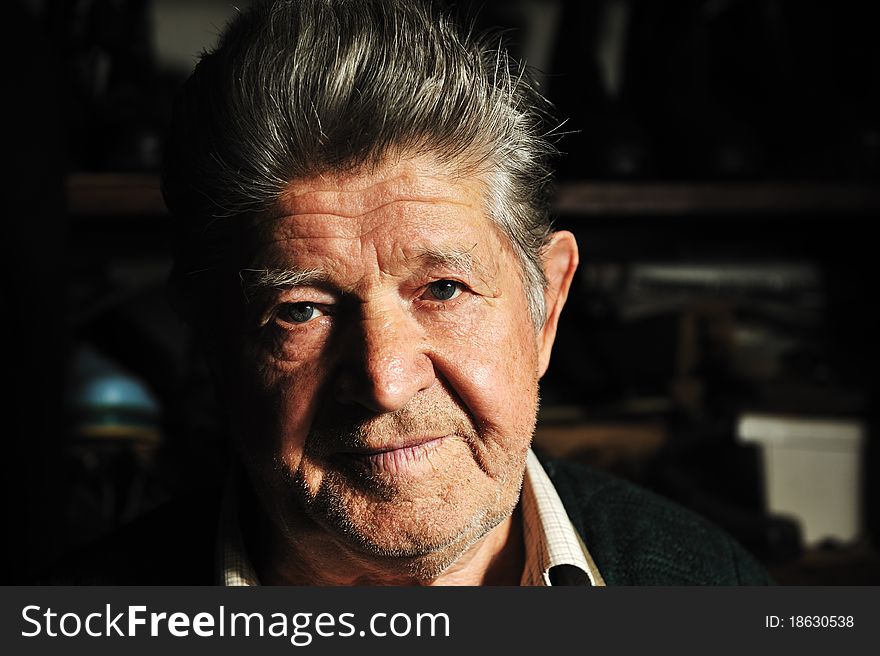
top-left (334, 303), bottom-right (435, 413)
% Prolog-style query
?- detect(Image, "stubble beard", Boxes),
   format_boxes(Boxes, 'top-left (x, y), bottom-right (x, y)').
top-left (291, 455), bottom-right (526, 580)
top-left (278, 392), bottom-right (534, 581)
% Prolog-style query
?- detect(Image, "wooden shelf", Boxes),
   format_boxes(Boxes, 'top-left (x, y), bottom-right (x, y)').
top-left (66, 173), bottom-right (880, 217)
top-left (553, 181), bottom-right (880, 216)
top-left (533, 421), bottom-right (666, 462)
top-left (67, 173), bottom-right (167, 217)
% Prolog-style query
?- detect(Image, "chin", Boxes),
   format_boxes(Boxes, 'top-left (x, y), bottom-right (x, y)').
top-left (341, 501), bottom-right (516, 583)
top-left (297, 466), bottom-right (521, 575)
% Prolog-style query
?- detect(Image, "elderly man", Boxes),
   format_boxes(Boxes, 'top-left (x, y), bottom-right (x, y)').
top-left (54, 0), bottom-right (768, 586)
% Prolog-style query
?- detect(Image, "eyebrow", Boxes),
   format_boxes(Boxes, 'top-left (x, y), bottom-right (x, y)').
top-left (409, 244), bottom-right (481, 275)
top-left (238, 267), bottom-right (325, 301)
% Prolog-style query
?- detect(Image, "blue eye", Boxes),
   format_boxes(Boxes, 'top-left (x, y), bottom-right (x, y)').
top-left (277, 303), bottom-right (319, 324)
top-left (427, 280), bottom-right (462, 301)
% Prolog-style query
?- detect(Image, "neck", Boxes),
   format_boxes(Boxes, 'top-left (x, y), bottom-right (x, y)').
top-left (241, 489), bottom-right (524, 586)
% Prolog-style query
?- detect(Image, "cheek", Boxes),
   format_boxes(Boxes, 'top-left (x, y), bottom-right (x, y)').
top-left (227, 338), bottom-right (327, 472)
top-left (430, 300), bottom-right (540, 439)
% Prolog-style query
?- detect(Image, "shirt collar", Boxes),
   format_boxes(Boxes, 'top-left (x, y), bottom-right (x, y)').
top-left (218, 448), bottom-right (603, 586)
top-left (217, 472), bottom-right (259, 586)
top-left (519, 449), bottom-right (605, 586)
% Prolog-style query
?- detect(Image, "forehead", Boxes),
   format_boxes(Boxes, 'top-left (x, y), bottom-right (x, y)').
top-left (245, 157), bottom-right (507, 269)
top-left (279, 158), bottom-right (482, 222)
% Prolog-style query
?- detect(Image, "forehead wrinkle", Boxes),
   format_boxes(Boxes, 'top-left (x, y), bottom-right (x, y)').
top-left (279, 197), bottom-right (475, 221)
top-left (248, 195), bottom-right (483, 249)
top-left (250, 198), bottom-right (475, 236)
top-left (246, 222), bottom-right (503, 292)
top-left (275, 166), bottom-right (482, 220)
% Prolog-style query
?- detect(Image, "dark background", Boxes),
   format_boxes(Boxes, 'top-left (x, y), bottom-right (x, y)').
top-left (4, 0), bottom-right (879, 584)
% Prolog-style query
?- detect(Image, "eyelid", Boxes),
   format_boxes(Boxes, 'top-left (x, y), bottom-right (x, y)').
top-left (274, 285), bottom-right (338, 304)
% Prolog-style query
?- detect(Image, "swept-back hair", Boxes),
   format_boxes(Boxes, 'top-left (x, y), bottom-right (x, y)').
top-left (162, 0), bottom-right (558, 327)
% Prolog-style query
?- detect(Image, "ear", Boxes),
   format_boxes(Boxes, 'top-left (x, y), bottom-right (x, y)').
top-left (537, 230), bottom-right (579, 378)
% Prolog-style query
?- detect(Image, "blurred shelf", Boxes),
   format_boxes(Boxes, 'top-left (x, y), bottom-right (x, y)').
top-left (68, 173), bottom-right (167, 217)
top-left (553, 181), bottom-right (880, 216)
top-left (533, 420), bottom-right (666, 462)
top-left (67, 173), bottom-right (880, 217)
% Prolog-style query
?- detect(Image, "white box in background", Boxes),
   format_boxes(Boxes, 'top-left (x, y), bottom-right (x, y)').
top-left (737, 413), bottom-right (865, 546)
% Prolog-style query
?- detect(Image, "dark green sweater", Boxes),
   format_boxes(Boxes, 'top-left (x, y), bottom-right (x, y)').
top-left (544, 457), bottom-right (771, 585)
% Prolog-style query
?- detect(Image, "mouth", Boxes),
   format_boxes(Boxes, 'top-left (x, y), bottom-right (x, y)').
top-left (338, 435), bottom-right (450, 476)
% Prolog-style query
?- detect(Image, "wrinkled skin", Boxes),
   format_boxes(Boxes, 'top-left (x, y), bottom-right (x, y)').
top-left (216, 155), bottom-right (578, 584)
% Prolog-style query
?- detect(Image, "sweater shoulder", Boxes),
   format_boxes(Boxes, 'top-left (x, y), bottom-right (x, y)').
top-left (540, 456), bottom-right (771, 585)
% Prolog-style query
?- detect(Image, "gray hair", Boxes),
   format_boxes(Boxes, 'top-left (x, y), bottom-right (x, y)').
top-left (162, 0), bottom-right (559, 328)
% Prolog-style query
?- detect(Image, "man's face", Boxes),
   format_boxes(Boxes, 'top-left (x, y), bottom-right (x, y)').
top-left (223, 156), bottom-right (549, 571)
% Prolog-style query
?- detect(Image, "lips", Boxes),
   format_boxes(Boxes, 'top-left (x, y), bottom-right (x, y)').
top-left (340, 435), bottom-right (449, 476)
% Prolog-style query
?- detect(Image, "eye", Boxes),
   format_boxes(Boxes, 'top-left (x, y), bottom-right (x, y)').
top-left (276, 302), bottom-right (326, 324)
top-left (426, 280), bottom-right (463, 302)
